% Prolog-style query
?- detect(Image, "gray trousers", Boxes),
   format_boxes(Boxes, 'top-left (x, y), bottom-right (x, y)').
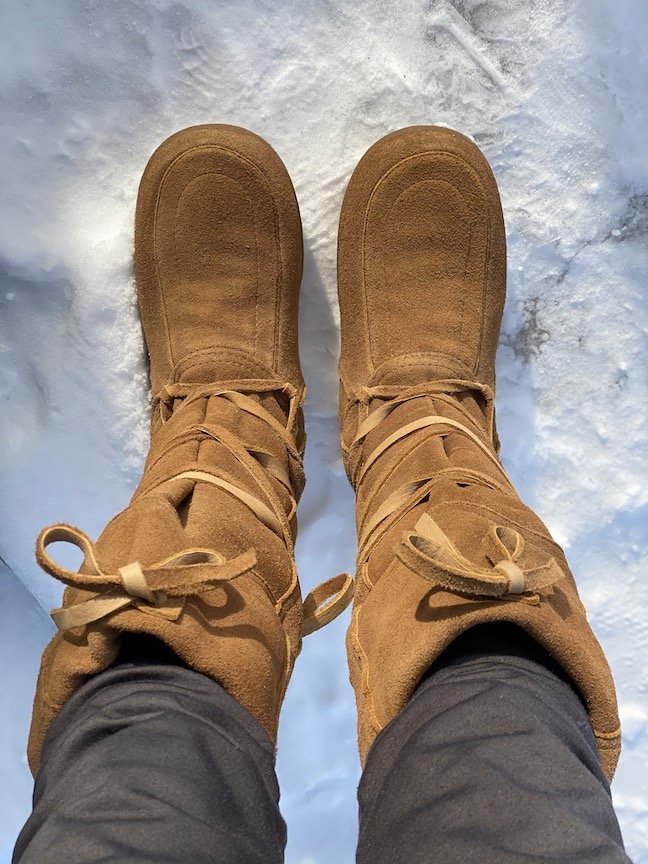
top-left (13, 625), bottom-right (632, 863)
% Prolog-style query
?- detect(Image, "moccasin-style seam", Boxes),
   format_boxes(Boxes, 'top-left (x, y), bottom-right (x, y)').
top-left (360, 148), bottom-right (491, 373)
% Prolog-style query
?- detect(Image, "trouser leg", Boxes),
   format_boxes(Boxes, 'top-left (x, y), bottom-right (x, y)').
top-left (357, 623), bottom-right (631, 864)
top-left (14, 646), bottom-right (285, 864)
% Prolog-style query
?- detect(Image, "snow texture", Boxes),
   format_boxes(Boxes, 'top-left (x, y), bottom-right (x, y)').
top-left (0, 0), bottom-right (646, 859)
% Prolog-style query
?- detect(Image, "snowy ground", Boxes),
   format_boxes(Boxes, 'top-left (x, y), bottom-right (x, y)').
top-left (0, 0), bottom-right (646, 860)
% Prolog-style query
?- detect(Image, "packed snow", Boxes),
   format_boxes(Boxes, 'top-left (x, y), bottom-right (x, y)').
top-left (0, 0), bottom-right (646, 860)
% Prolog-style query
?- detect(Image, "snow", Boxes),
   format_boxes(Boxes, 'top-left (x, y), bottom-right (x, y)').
top-left (0, 0), bottom-right (646, 859)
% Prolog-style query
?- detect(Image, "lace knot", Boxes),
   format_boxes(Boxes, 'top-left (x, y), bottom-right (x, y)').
top-left (396, 513), bottom-right (564, 604)
top-left (38, 523), bottom-right (355, 638)
top-left (37, 524), bottom-right (258, 631)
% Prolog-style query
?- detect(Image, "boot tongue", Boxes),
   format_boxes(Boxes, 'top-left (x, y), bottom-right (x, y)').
top-left (368, 353), bottom-right (478, 388)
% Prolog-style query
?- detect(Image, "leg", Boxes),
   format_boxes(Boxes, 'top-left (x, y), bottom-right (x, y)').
top-left (357, 624), bottom-right (631, 864)
top-left (15, 650), bottom-right (285, 863)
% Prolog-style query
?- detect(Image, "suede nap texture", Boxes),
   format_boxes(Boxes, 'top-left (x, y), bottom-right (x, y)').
top-left (28, 125), bottom-right (307, 774)
top-left (337, 125), bottom-right (621, 779)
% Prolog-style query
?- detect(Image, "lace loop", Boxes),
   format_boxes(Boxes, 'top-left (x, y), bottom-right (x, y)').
top-left (396, 514), bottom-right (564, 603)
top-left (38, 524), bottom-right (258, 631)
top-left (347, 382), bottom-right (564, 607)
top-left (40, 523), bottom-right (354, 636)
top-left (301, 573), bottom-right (355, 636)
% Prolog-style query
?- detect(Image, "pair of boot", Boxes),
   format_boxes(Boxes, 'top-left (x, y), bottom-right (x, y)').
top-left (29, 125), bottom-right (621, 780)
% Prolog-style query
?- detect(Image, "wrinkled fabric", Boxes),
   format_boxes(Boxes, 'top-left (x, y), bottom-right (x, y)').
top-left (14, 660), bottom-right (285, 864)
top-left (14, 627), bottom-right (630, 864)
top-left (358, 624), bottom-right (631, 864)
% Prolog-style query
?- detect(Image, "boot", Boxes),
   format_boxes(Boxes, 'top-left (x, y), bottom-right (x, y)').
top-left (28, 125), bottom-right (352, 775)
top-left (337, 126), bottom-right (621, 780)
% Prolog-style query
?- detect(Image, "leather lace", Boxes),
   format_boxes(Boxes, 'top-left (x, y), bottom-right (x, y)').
top-left (41, 381), bottom-right (353, 637)
top-left (39, 524), bottom-right (258, 630)
top-left (348, 380), bottom-right (564, 602)
top-left (398, 514), bottom-right (564, 604)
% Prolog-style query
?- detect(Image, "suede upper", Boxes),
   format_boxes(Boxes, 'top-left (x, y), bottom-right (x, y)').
top-left (337, 126), bottom-right (621, 780)
top-left (28, 126), bottom-right (319, 775)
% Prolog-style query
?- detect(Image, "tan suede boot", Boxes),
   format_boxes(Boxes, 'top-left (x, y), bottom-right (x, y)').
top-left (28, 125), bottom-right (352, 775)
top-left (337, 126), bottom-right (621, 780)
